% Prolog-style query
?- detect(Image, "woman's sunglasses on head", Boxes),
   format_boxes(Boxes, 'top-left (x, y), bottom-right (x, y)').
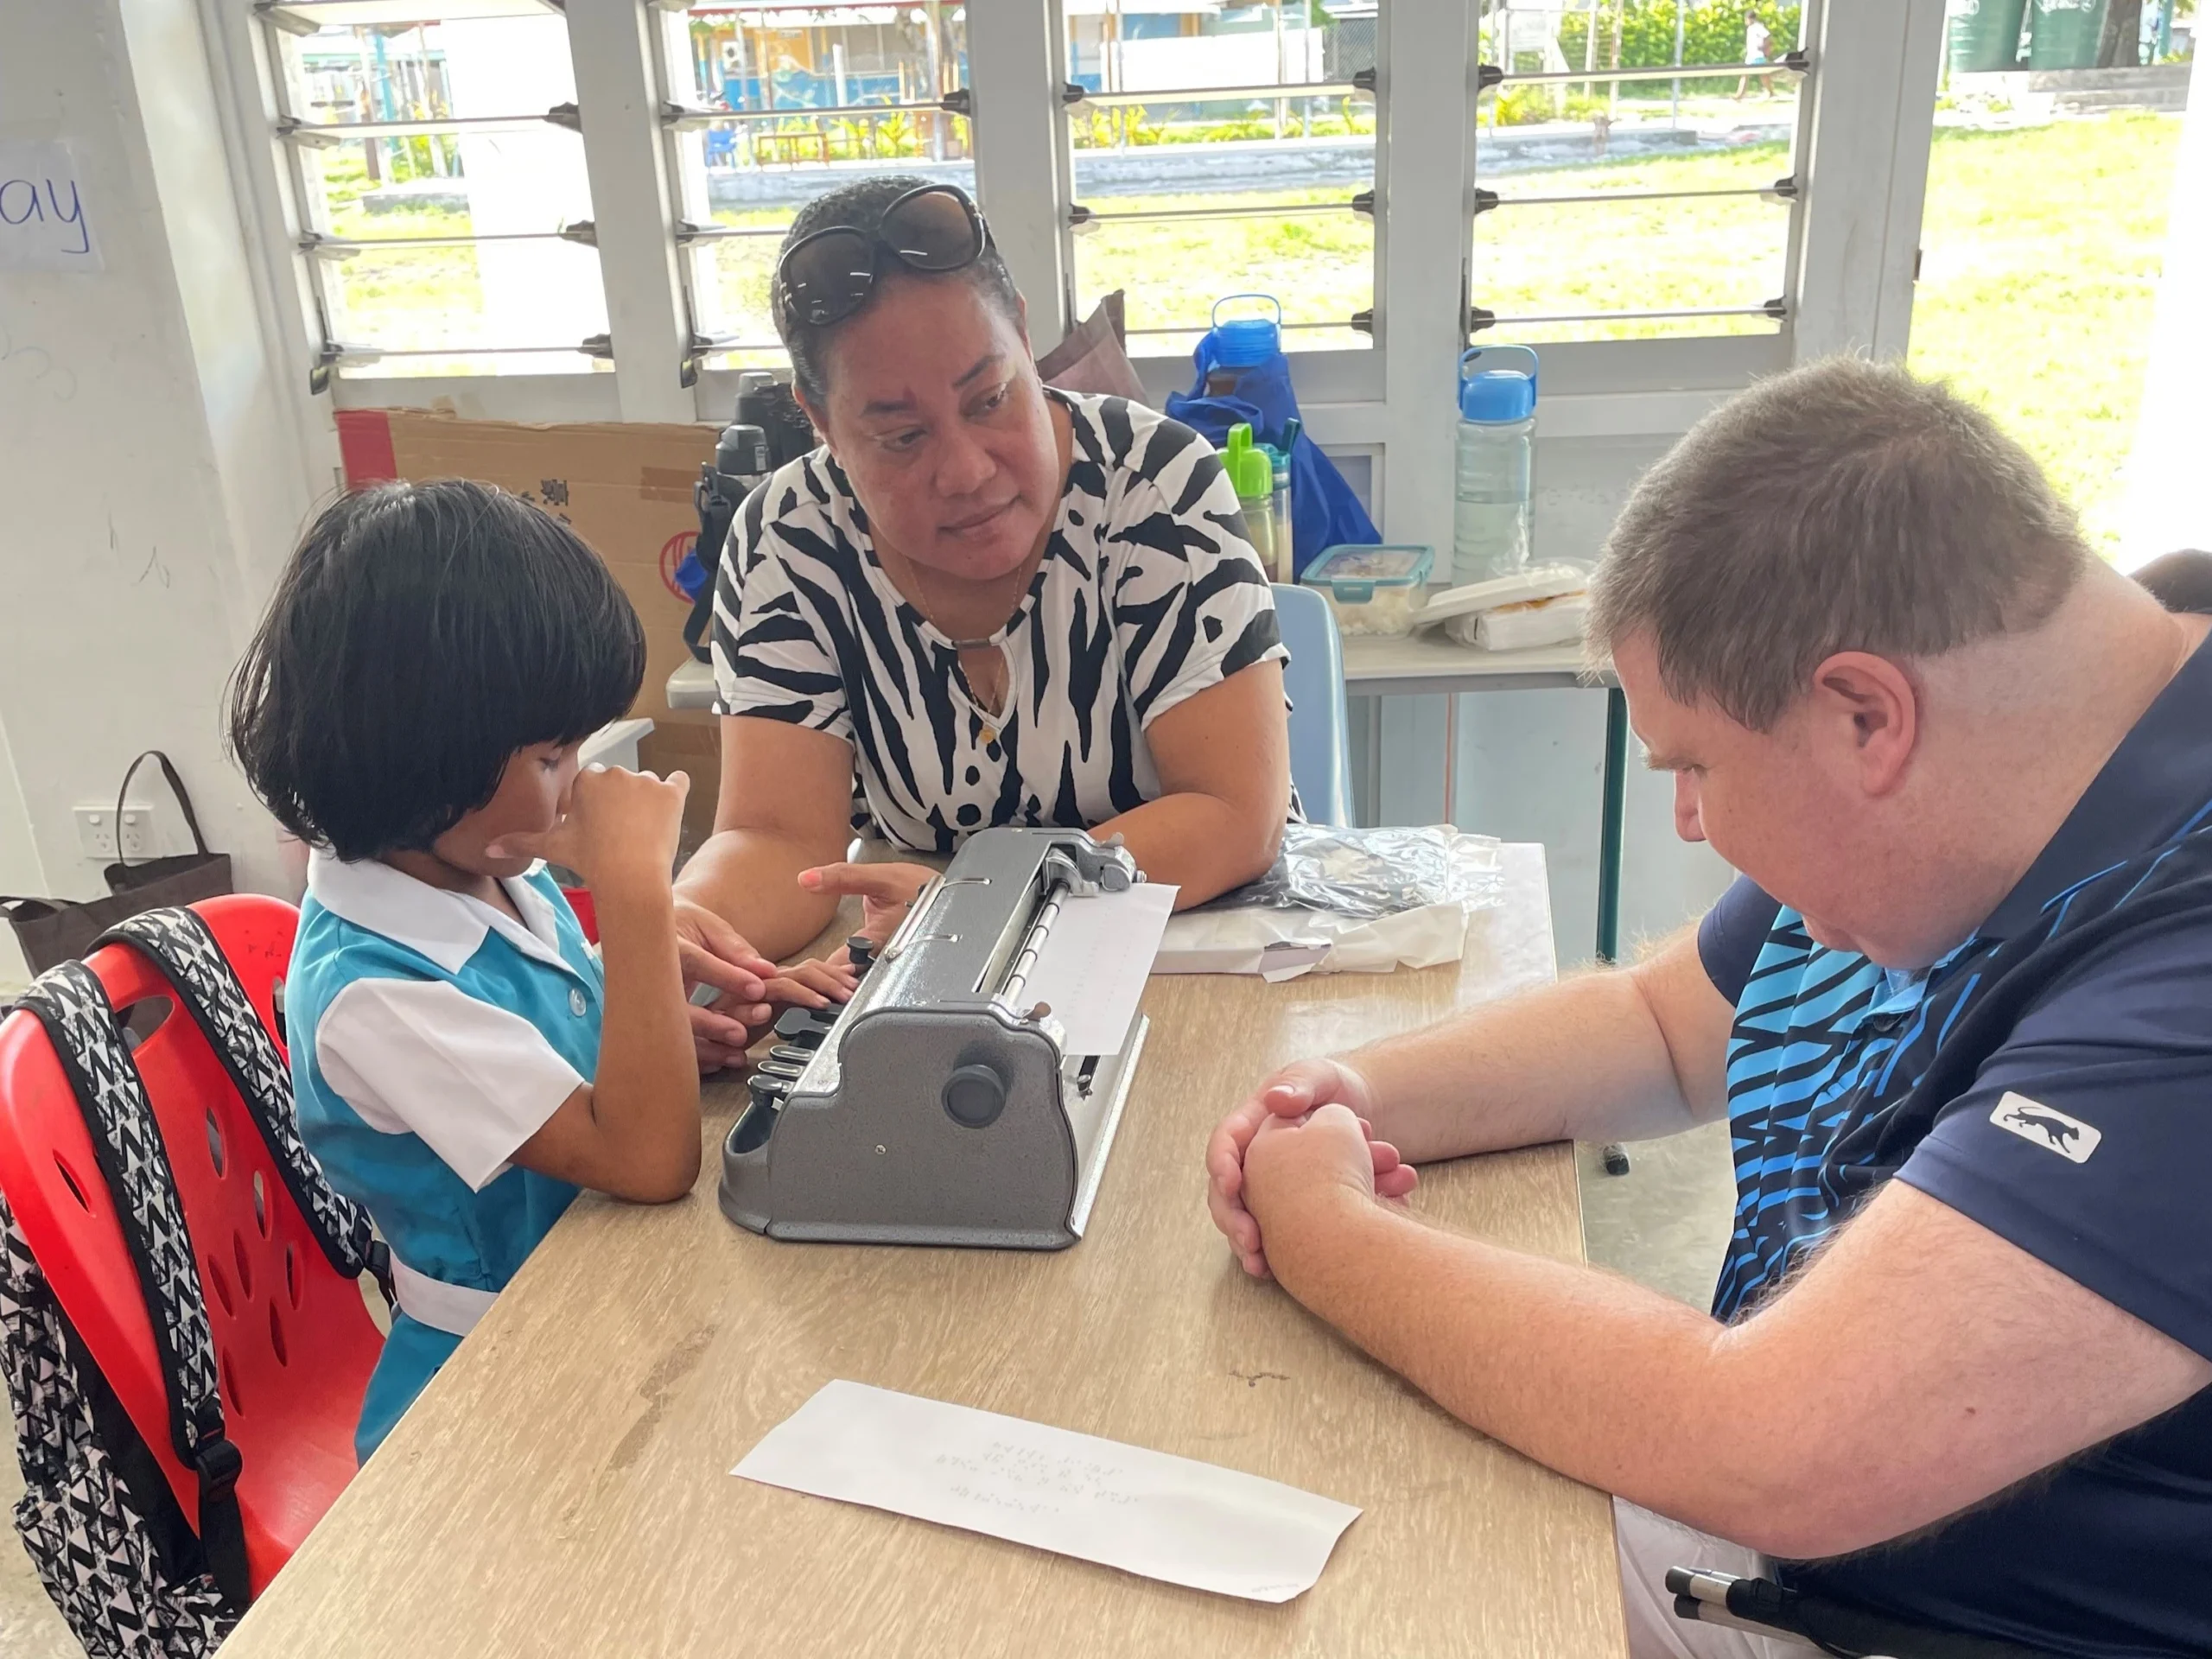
top-left (775, 184), bottom-right (992, 331)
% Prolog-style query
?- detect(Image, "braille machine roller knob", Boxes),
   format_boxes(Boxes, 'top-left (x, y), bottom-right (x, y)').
top-left (940, 1063), bottom-right (1006, 1129)
top-left (847, 934), bottom-right (876, 975)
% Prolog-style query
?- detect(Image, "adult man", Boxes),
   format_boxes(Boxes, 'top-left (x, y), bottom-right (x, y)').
top-left (1205, 359), bottom-right (2212, 1657)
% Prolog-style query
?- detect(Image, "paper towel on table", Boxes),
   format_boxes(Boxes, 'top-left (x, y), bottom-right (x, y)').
top-left (733, 1380), bottom-right (1361, 1603)
top-left (1443, 591), bottom-right (1588, 651)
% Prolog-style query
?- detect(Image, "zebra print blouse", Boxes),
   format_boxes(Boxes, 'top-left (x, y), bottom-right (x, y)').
top-left (710, 390), bottom-right (1287, 854)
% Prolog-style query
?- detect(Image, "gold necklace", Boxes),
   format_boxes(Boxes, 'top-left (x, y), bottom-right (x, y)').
top-left (906, 555), bottom-right (1002, 653)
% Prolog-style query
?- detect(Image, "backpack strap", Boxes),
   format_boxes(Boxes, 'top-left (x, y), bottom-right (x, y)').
top-left (95, 906), bottom-right (391, 1304)
top-left (13, 961), bottom-right (251, 1611)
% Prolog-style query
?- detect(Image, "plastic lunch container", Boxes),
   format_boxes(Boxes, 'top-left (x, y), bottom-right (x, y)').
top-left (1300, 543), bottom-right (1435, 637)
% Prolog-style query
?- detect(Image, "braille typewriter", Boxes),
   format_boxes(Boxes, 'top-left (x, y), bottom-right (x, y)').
top-left (719, 827), bottom-right (1151, 1250)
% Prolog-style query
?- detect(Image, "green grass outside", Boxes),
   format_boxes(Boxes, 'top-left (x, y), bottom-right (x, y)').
top-left (330, 110), bottom-right (2183, 547)
top-left (1908, 112), bottom-right (2183, 550)
top-left (1470, 137), bottom-right (1794, 342)
top-left (318, 149), bottom-right (487, 351)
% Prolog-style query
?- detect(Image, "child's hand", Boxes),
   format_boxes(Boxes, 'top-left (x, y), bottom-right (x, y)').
top-left (765, 956), bottom-right (858, 1011)
top-left (492, 766), bottom-right (686, 892)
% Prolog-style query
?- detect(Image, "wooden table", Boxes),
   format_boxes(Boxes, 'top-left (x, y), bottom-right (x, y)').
top-left (223, 844), bottom-right (1626, 1657)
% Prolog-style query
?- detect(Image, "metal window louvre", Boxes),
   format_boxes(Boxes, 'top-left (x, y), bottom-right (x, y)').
top-left (275, 110), bottom-right (581, 143)
top-left (674, 219), bottom-right (791, 245)
top-left (307, 296), bottom-right (377, 395)
top-left (257, 0), bottom-right (588, 392)
top-left (1465, 299), bottom-right (1789, 334)
top-left (1461, 3), bottom-right (1816, 357)
top-left (327, 341), bottom-right (602, 361)
top-left (1068, 197), bottom-right (1373, 227)
top-left (1477, 49), bottom-right (1810, 91)
top-left (1074, 79), bottom-right (1373, 110)
top-left (308, 334), bottom-right (623, 388)
top-left (258, 0), bottom-right (562, 25)
top-left (1475, 180), bottom-right (1796, 212)
top-left (297, 223), bottom-right (597, 253)
top-left (659, 95), bottom-right (972, 129)
top-left (1058, 3), bottom-right (1390, 364)
top-left (1122, 318), bottom-right (1365, 338)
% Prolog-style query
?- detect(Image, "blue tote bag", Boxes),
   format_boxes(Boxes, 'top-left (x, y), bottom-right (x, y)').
top-left (1164, 316), bottom-right (1379, 579)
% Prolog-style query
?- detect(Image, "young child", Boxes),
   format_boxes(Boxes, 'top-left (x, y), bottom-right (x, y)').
top-left (228, 479), bottom-right (764, 1460)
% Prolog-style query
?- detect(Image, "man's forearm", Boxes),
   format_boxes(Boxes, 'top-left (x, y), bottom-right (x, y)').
top-left (1259, 1173), bottom-right (2212, 1561)
top-left (1351, 964), bottom-right (1713, 1161)
top-left (1266, 1197), bottom-right (1809, 1550)
top-left (674, 826), bottom-right (840, 960)
top-left (1097, 792), bottom-right (1283, 910)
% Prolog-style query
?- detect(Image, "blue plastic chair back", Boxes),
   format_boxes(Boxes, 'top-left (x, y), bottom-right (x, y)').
top-left (1271, 583), bottom-right (1354, 827)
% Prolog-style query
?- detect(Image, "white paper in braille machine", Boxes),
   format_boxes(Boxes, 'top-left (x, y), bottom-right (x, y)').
top-left (719, 827), bottom-right (1173, 1250)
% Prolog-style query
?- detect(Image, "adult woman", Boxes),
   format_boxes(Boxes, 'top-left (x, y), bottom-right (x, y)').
top-left (672, 176), bottom-right (1292, 1061)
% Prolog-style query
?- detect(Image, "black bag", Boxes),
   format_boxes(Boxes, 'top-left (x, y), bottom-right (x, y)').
top-left (683, 378), bottom-right (811, 665)
top-left (2, 753), bottom-right (232, 977)
top-left (2, 907), bottom-right (385, 1657)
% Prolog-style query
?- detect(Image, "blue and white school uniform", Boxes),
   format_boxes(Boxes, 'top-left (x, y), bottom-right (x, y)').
top-left (288, 852), bottom-right (601, 1459)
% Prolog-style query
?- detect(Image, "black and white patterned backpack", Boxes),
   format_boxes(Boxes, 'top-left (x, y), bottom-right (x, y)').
top-left (0, 906), bottom-right (385, 1658)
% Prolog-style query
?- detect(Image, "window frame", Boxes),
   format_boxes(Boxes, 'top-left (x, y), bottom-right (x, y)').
top-left (253, 0), bottom-right (620, 385)
top-left (653, 3), bottom-right (981, 385)
top-left (216, 0), bottom-right (1942, 564)
top-left (1041, 0), bottom-right (1389, 396)
top-left (1461, 0), bottom-right (1816, 348)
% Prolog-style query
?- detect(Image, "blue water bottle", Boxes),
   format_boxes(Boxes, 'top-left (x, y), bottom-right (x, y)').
top-left (1453, 346), bottom-right (1538, 585)
top-left (1202, 294), bottom-right (1283, 394)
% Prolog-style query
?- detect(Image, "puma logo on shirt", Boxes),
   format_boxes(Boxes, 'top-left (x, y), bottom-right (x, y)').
top-left (1990, 1092), bottom-right (2101, 1164)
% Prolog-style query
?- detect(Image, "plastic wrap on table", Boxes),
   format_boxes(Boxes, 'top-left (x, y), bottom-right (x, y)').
top-left (1197, 823), bottom-right (1504, 920)
top-left (1158, 826), bottom-right (1503, 979)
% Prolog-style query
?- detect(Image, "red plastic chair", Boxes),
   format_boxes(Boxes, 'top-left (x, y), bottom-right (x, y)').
top-left (561, 886), bottom-right (598, 944)
top-left (0, 894), bottom-right (385, 1596)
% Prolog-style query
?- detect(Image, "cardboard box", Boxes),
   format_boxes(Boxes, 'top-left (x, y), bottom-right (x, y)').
top-left (337, 407), bottom-right (716, 728)
top-left (335, 408), bottom-right (722, 810)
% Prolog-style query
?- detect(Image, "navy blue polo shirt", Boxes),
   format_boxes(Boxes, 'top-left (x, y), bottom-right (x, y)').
top-left (1697, 620), bottom-right (2212, 1656)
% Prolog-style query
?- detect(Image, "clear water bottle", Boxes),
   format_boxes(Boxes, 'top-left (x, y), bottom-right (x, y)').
top-left (1452, 346), bottom-right (1538, 586)
top-left (1224, 423), bottom-right (1284, 582)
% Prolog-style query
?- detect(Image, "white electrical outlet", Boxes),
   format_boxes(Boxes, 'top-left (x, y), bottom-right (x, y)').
top-left (74, 802), bottom-right (156, 861)
top-left (118, 805), bottom-right (156, 859)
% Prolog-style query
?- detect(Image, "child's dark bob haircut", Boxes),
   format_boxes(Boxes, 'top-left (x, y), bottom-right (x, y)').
top-left (228, 480), bottom-right (645, 861)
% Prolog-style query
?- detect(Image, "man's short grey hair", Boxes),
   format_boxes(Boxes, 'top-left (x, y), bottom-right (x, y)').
top-left (1586, 357), bottom-right (2093, 730)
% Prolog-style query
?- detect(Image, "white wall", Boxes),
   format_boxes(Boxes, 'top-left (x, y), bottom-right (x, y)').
top-left (0, 0), bottom-right (327, 948)
top-left (0, 720), bottom-right (41, 989)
